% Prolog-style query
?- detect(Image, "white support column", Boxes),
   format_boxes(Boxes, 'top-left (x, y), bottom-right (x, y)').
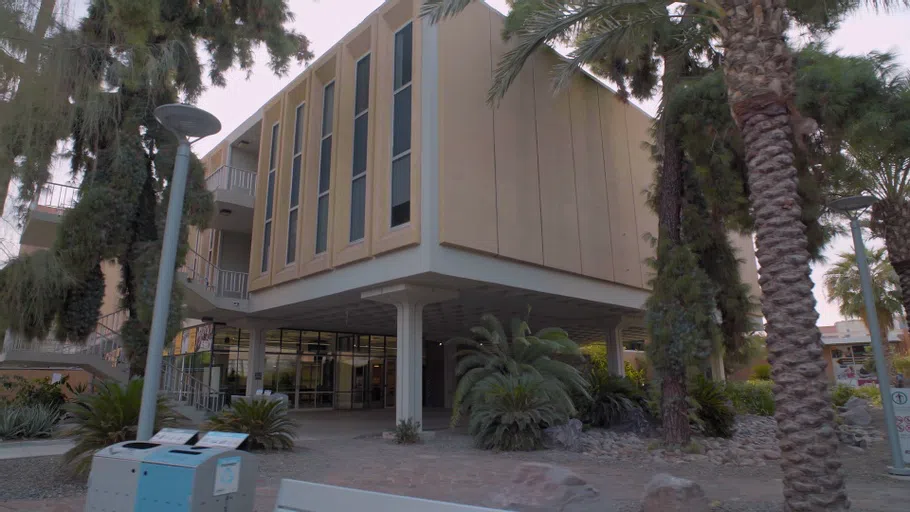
top-left (710, 349), bottom-right (727, 382)
top-left (443, 338), bottom-right (457, 409)
top-left (246, 325), bottom-right (265, 396)
top-left (605, 317), bottom-right (626, 377)
top-left (363, 284), bottom-right (458, 430)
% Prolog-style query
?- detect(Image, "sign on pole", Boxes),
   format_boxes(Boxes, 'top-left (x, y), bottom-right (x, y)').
top-left (892, 388), bottom-right (910, 464)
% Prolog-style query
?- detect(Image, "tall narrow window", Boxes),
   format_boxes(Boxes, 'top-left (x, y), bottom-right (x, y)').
top-left (261, 122), bottom-right (279, 273)
top-left (315, 82), bottom-right (335, 254)
top-left (350, 54), bottom-right (370, 242)
top-left (287, 103), bottom-right (305, 264)
top-left (391, 22), bottom-right (413, 227)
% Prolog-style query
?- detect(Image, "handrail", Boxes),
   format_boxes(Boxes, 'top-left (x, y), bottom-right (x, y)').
top-left (34, 182), bottom-right (79, 210)
top-left (160, 359), bottom-right (227, 414)
top-left (179, 247), bottom-right (249, 300)
top-left (205, 165), bottom-right (256, 196)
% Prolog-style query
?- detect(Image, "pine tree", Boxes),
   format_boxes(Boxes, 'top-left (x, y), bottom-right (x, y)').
top-left (0, 0), bottom-right (314, 375)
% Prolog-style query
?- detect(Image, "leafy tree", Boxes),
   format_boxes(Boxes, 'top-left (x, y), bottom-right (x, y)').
top-left (824, 248), bottom-right (902, 343)
top-left (0, 0), bottom-right (313, 374)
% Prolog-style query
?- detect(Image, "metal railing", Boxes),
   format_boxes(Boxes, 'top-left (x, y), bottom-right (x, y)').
top-left (179, 247), bottom-right (249, 300)
top-left (35, 182), bottom-right (79, 210)
top-left (206, 165), bottom-right (256, 197)
top-left (160, 360), bottom-right (227, 413)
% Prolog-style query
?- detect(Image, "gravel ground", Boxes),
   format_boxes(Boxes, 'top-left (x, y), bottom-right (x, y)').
top-left (0, 455), bottom-right (85, 501)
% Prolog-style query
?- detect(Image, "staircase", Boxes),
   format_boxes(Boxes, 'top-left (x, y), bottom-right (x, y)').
top-left (0, 311), bottom-right (131, 383)
top-left (159, 360), bottom-right (227, 423)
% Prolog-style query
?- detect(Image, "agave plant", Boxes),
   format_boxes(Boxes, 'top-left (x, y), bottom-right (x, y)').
top-left (450, 313), bottom-right (588, 426)
top-left (469, 373), bottom-right (566, 451)
top-left (0, 404), bottom-right (61, 439)
top-left (204, 398), bottom-right (295, 450)
top-left (63, 379), bottom-right (175, 476)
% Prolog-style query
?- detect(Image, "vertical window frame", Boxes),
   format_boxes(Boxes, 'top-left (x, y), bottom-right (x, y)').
top-left (390, 21), bottom-right (413, 229)
top-left (286, 101), bottom-right (306, 265)
top-left (315, 81), bottom-right (336, 255)
top-left (350, 52), bottom-right (371, 243)
top-left (261, 121), bottom-right (280, 274)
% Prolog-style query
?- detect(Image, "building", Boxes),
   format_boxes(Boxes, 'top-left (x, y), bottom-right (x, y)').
top-left (3, 0), bottom-right (759, 428)
top-left (821, 319), bottom-right (909, 387)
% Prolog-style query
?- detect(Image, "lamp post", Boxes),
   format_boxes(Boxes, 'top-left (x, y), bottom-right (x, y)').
top-left (829, 195), bottom-right (909, 476)
top-left (137, 104), bottom-right (221, 441)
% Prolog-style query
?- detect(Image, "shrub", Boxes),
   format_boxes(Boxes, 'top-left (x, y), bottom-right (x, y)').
top-left (893, 354), bottom-right (910, 376)
top-left (0, 375), bottom-right (68, 409)
top-left (688, 376), bottom-right (735, 438)
top-left (580, 367), bottom-right (645, 428)
top-left (205, 397), bottom-right (295, 450)
top-left (853, 385), bottom-right (883, 407)
top-left (394, 418), bottom-right (421, 444)
top-left (0, 404), bottom-right (61, 439)
top-left (831, 383), bottom-right (855, 407)
top-left (468, 373), bottom-right (566, 451)
top-left (625, 361), bottom-right (649, 389)
top-left (63, 379), bottom-right (175, 476)
top-left (726, 380), bottom-right (775, 416)
top-left (450, 313), bottom-right (587, 427)
top-left (750, 363), bottom-right (772, 381)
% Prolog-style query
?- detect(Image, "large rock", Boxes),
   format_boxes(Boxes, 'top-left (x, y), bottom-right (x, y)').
top-left (844, 396), bottom-right (869, 411)
top-left (841, 406), bottom-right (872, 426)
top-left (641, 474), bottom-right (709, 512)
top-left (488, 462), bottom-right (600, 511)
top-left (544, 418), bottom-right (584, 452)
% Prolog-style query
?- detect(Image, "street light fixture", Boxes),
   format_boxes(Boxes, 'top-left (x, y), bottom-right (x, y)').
top-left (136, 104), bottom-right (221, 441)
top-left (829, 194), bottom-right (909, 477)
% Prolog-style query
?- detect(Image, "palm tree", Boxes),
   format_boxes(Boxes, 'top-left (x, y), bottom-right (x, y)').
top-left (824, 248), bottom-right (903, 344)
top-left (449, 313), bottom-right (588, 426)
top-left (420, 0), bottom-right (910, 508)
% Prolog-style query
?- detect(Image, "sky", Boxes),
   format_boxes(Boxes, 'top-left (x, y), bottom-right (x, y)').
top-left (4, 0), bottom-right (910, 326)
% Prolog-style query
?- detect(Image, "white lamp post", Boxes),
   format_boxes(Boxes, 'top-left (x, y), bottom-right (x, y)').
top-left (829, 195), bottom-right (909, 477)
top-left (137, 104), bottom-right (221, 441)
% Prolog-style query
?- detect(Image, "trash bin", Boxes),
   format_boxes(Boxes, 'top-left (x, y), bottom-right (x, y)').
top-left (85, 442), bottom-right (257, 512)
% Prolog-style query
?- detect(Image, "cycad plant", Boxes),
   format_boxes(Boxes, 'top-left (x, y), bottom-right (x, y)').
top-left (469, 373), bottom-right (567, 451)
top-left (450, 313), bottom-right (588, 428)
top-left (63, 379), bottom-right (175, 476)
top-left (204, 398), bottom-right (295, 451)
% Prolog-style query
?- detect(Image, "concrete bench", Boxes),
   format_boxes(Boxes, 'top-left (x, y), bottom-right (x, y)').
top-left (273, 479), bottom-right (505, 512)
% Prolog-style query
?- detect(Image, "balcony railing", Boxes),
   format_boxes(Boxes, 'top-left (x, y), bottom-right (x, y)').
top-left (179, 247), bottom-right (249, 300)
top-left (206, 165), bottom-right (256, 197)
top-left (34, 182), bottom-right (79, 211)
top-left (160, 360), bottom-right (227, 413)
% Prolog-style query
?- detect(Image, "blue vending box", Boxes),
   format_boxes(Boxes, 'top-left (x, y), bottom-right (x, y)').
top-left (134, 445), bottom-right (257, 512)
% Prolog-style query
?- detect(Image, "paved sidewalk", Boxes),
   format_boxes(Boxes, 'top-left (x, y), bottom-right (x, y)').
top-left (0, 439), bottom-right (75, 461)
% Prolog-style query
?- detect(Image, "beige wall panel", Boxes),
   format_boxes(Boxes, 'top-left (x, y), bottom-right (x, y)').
top-left (490, 22), bottom-right (543, 265)
top-left (624, 106), bottom-right (657, 287)
top-left (731, 232), bottom-right (760, 302)
top-left (249, 100), bottom-right (283, 291)
top-left (334, 25), bottom-right (377, 267)
top-left (598, 89), bottom-right (642, 288)
top-left (299, 56), bottom-right (340, 277)
top-left (274, 79), bottom-right (310, 285)
top-left (569, 77), bottom-right (614, 281)
top-left (372, 3), bottom-right (421, 256)
top-left (532, 52), bottom-right (582, 274)
top-left (437, 3), bottom-right (498, 254)
top-left (98, 260), bottom-right (121, 318)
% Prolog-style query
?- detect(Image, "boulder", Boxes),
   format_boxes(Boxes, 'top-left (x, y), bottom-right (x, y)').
top-left (641, 474), bottom-right (709, 512)
top-left (488, 462), bottom-right (600, 511)
top-left (844, 396), bottom-right (870, 411)
top-left (841, 406), bottom-right (872, 426)
top-left (544, 418), bottom-right (584, 452)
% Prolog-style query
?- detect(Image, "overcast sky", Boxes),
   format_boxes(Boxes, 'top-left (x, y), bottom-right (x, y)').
top-left (5, 0), bottom-right (910, 326)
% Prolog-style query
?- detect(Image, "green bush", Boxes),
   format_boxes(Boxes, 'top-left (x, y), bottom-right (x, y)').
top-left (750, 363), bottom-right (772, 381)
top-left (0, 404), bottom-right (61, 439)
top-left (689, 376), bottom-right (736, 438)
top-left (853, 385), bottom-right (883, 407)
top-left (893, 355), bottom-right (910, 376)
top-left (394, 418), bottom-right (421, 444)
top-left (580, 367), bottom-right (645, 428)
top-left (468, 373), bottom-right (566, 451)
top-left (625, 361), bottom-right (649, 389)
top-left (0, 375), bottom-right (68, 409)
top-left (205, 397), bottom-right (295, 450)
top-left (725, 380), bottom-right (775, 416)
top-left (831, 383), bottom-right (855, 407)
top-left (63, 379), bottom-right (175, 476)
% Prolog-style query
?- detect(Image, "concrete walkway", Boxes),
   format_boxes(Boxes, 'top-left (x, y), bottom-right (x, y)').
top-left (0, 439), bottom-right (75, 460)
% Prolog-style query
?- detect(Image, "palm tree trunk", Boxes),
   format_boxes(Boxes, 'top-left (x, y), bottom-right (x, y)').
top-left (873, 199), bottom-right (910, 325)
top-left (720, 1), bottom-right (848, 510)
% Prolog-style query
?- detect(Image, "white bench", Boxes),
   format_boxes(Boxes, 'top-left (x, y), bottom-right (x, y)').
top-left (273, 479), bottom-right (505, 512)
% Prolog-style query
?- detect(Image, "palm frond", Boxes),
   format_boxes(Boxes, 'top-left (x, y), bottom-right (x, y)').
top-left (420, 0), bottom-right (476, 25)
